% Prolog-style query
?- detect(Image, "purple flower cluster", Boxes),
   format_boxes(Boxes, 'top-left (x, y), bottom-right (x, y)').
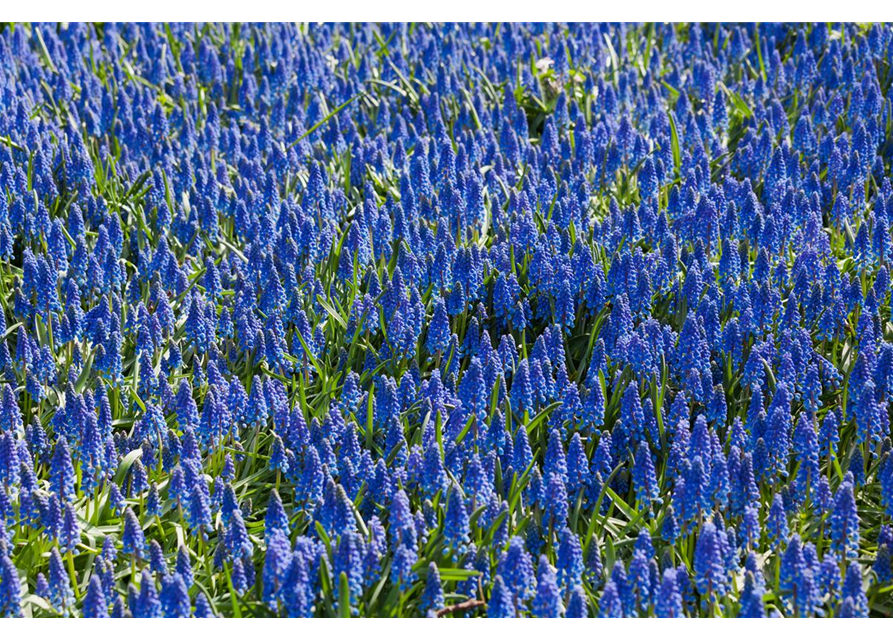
top-left (0, 21), bottom-right (889, 617)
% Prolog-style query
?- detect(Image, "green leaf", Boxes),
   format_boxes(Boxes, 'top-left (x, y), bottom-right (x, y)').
top-left (338, 571), bottom-right (352, 617)
top-left (667, 111), bottom-right (681, 177)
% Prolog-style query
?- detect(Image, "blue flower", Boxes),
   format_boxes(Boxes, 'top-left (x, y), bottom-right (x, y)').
top-left (132, 569), bottom-right (160, 617)
top-left (628, 551), bottom-right (654, 613)
top-left (82, 575), bottom-right (108, 618)
top-left (279, 550), bottom-right (313, 617)
top-left (263, 490), bottom-right (290, 541)
top-left (598, 580), bottom-right (624, 618)
top-left (565, 433), bottom-right (590, 495)
top-left (419, 562), bottom-right (445, 615)
top-left (121, 507), bottom-right (146, 560)
top-left (694, 522), bottom-right (728, 604)
top-left (443, 487), bottom-right (470, 560)
top-left (511, 360), bottom-right (535, 416)
top-left (421, 445), bottom-right (449, 500)
top-left (49, 439), bottom-right (76, 502)
top-left (487, 575), bottom-right (516, 618)
top-left (655, 568), bottom-right (684, 618)
top-left (47, 548), bottom-right (73, 612)
top-left (333, 532), bottom-right (365, 613)
top-left (498, 536), bottom-right (535, 605)
top-left (427, 297), bottom-right (451, 355)
top-left (175, 545), bottom-right (193, 587)
top-left (841, 563), bottom-right (868, 617)
top-left (542, 474), bottom-right (569, 528)
top-left (0, 550), bottom-right (19, 617)
top-left (738, 570), bottom-right (766, 618)
top-left (779, 534), bottom-right (818, 617)
top-left (633, 442), bottom-right (660, 510)
top-left (555, 528), bottom-right (584, 593)
top-left (160, 573), bottom-right (191, 618)
top-left (766, 494), bottom-right (789, 548)
top-left (544, 428), bottom-right (568, 482)
top-left (459, 357), bottom-right (488, 425)
top-left (391, 543), bottom-right (418, 593)
top-left (532, 555), bottom-right (563, 618)
top-left (819, 410), bottom-right (840, 456)
top-left (0, 19), bottom-right (888, 620)
top-left (830, 477), bottom-right (860, 558)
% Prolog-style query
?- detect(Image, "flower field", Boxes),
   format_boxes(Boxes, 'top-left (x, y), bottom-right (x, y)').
top-left (0, 21), bottom-right (891, 618)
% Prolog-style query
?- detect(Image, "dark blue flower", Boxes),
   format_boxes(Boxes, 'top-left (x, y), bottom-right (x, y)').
top-left (419, 562), bottom-right (445, 615)
top-left (532, 555), bottom-right (563, 618)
